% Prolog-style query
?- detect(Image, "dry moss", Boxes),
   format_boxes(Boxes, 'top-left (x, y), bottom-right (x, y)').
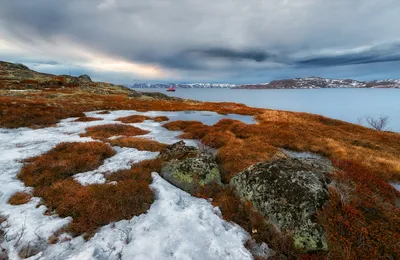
top-left (38, 178), bottom-right (153, 237)
top-left (116, 114), bottom-right (151, 123)
top-left (17, 143), bottom-right (156, 237)
top-left (317, 160), bottom-right (400, 259)
top-left (73, 116), bottom-right (103, 122)
top-left (8, 192), bottom-right (32, 205)
top-left (108, 137), bottom-right (168, 152)
top-left (18, 142), bottom-right (115, 187)
top-left (153, 116), bottom-right (169, 122)
top-left (80, 124), bottom-right (149, 140)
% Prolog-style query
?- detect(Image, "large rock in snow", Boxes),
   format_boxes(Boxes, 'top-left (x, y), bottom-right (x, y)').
top-left (230, 158), bottom-right (332, 252)
top-left (161, 151), bottom-right (222, 194)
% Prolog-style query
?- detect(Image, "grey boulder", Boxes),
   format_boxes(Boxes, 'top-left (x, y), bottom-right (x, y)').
top-left (230, 157), bottom-right (332, 252)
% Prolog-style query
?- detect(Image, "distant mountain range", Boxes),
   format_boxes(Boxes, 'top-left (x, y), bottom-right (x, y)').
top-left (128, 83), bottom-right (236, 89)
top-left (128, 77), bottom-right (400, 89)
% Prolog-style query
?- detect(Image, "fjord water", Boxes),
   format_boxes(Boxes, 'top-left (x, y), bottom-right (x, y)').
top-left (134, 88), bottom-right (400, 132)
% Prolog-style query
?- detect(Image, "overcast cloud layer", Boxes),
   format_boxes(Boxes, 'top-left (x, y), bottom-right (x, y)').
top-left (1, 0), bottom-right (400, 83)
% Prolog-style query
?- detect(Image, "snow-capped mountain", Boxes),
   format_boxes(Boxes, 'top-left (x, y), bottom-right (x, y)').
top-left (127, 77), bottom-right (400, 89)
top-left (235, 77), bottom-right (400, 89)
top-left (128, 83), bottom-right (237, 88)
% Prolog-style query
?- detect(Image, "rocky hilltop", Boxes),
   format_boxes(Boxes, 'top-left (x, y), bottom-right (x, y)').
top-left (0, 60), bottom-right (179, 100)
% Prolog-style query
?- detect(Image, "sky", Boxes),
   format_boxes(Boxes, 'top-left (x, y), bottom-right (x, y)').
top-left (1, 0), bottom-right (400, 84)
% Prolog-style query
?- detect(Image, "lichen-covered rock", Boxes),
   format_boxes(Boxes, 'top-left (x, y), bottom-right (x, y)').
top-left (161, 152), bottom-right (222, 194)
top-left (230, 158), bottom-right (332, 252)
top-left (158, 140), bottom-right (198, 161)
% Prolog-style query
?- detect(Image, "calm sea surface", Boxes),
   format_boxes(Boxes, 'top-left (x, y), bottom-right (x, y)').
top-left (133, 88), bottom-right (400, 132)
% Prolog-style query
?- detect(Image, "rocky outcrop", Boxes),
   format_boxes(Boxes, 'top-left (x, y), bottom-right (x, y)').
top-left (230, 158), bottom-right (332, 252)
top-left (158, 141), bottom-right (199, 161)
top-left (78, 74), bottom-right (92, 83)
top-left (161, 151), bottom-right (222, 194)
top-left (128, 90), bottom-right (182, 101)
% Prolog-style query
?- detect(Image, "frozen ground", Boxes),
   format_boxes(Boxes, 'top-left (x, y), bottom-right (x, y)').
top-left (391, 183), bottom-right (400, 192)
top-left (0, 110), bottom-right (266, 260)
top-left (34, 173), bottom-right (256, 260)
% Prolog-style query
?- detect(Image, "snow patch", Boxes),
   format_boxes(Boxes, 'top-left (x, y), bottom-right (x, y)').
top-left (390, 183), bottom-right (400, 192)
top-left (39, 173), bottom-right (254, 260)
top-left (74, 147), bottom-right (159, 185)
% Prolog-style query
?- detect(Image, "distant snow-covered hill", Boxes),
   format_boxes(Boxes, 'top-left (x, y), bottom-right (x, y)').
top-left (128, 83), bottom-right (236, 88)
top-left (127, 77), bottom-right (400, 89)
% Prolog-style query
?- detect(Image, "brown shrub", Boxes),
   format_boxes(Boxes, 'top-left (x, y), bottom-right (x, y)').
top-left (37, 178), bottom-right (153, 236)
top-left (316, 160), bottom-right (400, 259)
top-left (109, 137), bottom-right (167, 152)
top-left (162, 120), bottom-right (204, 131)
top-left (8, 192), bottom-right (32, 205)
top-left (217, 138), bottom-right (279, 182)
top-left (80, 124), bottom-right (149, 140)
top-left (130, 158), bottom-right (164, 178)
top-left (201, 130), bottom-right (235, 149)
top-left (73, 116), bottom-right (103, 122)
top-left (0, 96), bottom-right (85, 128)
top-left (153, 116), bottom-right (169, 122)
top-left (17, 144), bottom-right (157, 237)
top-left (18, 142), bottom-right (115, 187)
top-left (117, 114), bottom-right (151, 123)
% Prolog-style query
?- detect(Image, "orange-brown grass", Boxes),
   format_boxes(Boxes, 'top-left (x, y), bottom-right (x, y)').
top-left (80, 124), bottom-right (149, 140)
top-left (317, 160), bottom-right (400, 259)
top-left (153, 116), bottom-right (169, 122)
top-left (0, 96), bottom-right (85, 128)
top-left (8, 192), bottom-right (32, 205)
top-left (73, 116), bottom-right (103, 122)
top-left (165, 114), bottom-right (400, 183)
top-left (18, 142), bottom-right (115, 187)
top-left (116, 114), bottom-right (151, 123)
top-left (4, 80), bottom-right (400, 257)
top-left (163, 120), bottom-right (281, 182)
top-left (216, 137), bottom-right (281, 182)
top-left (108, 137), bottom-right (168, 152)
top-left (37, 178), bottom-right (153, 237)
top-left (162, 120), bottom-right (204, 131)
top-left (17, 143), bottom-right (157, 237)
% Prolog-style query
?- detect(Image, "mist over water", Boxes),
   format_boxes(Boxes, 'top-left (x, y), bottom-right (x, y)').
top-left (134, 88), bottom-right (400, 132)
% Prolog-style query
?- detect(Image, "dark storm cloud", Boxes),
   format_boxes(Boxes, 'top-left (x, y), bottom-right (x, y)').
top-left (1, 0), bottom-right (400, 82)
top-left (195, 48), bottom-right (270, 62)
top-left (296, 43), bottom-right (400, 67)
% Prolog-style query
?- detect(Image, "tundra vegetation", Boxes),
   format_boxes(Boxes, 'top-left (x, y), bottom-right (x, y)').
top-left (1, 61), bottom-right (400, 259)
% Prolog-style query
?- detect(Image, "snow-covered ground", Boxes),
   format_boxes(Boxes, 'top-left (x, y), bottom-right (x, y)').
top-left (391, 183), bottom-right (400, 192)
top-left (0, 110), bottom-right (267, 259)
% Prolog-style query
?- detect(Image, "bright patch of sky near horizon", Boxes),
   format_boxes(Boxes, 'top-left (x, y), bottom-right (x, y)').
top-left (1, 0), bottom-right (400, 83)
